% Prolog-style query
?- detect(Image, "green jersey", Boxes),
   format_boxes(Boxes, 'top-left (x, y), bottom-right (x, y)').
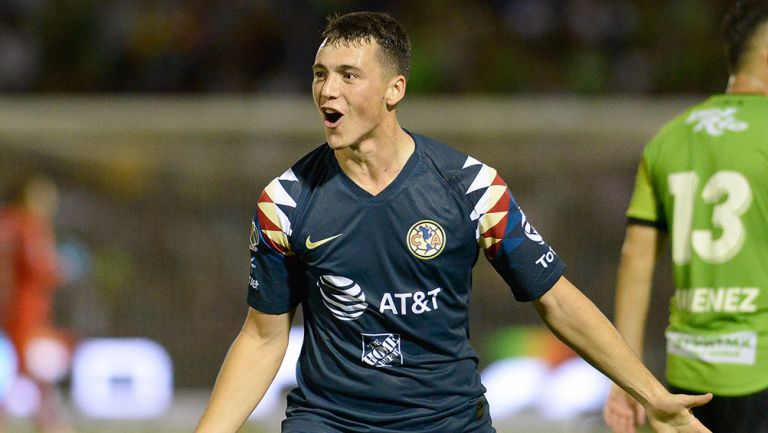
top-left (627, 94), bottom-right (768, 396)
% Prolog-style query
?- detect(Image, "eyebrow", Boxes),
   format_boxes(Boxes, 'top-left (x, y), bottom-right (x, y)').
top-left (312, 63), bottom-right (363, 73)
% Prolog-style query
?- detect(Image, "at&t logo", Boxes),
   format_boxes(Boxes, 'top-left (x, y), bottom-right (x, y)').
top-left (318, 275), bottom-right (368, 321)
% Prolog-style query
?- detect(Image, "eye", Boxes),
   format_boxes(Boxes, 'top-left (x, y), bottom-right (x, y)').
top-left (343, 72), bottom-right (357, 80)
top-left (313, 70), bottom-right (326, 80)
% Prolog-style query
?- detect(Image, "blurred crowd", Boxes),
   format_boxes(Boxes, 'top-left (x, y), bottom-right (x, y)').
top-left (0, 0), bottom-right (735, 94)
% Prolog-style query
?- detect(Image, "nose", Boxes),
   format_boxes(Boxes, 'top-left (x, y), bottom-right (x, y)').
top-left (319, 74), bottom-right (341, 101)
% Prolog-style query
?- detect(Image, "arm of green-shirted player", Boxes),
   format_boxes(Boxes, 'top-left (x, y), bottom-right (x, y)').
top-left (603, 224), bottom-right (665, 433)
top-left (194, 306), bottom-right (295, 433)
top-left (532, 276), bottom-right (712, 433)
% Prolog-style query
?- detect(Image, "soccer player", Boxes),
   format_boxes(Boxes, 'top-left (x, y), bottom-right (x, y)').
top-left (0, 173), bottom-right (72, 433)
top-left (602, 2), bottom-right (768, 433)
top-left (195, 11), bottom-right (712, 433)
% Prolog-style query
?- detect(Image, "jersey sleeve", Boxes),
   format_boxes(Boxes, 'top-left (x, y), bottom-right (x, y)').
top-left (247, 171), bottom-right (303, 314)
top-left (626, 156), bottom-right (666, 228)
top-left (462, 158), bottom-right (566, 301)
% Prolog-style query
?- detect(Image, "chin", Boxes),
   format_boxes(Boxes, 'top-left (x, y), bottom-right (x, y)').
top-left (325, 136), bottom-right (345, 149)
top-left (325, 132), bottom-right (353, 150)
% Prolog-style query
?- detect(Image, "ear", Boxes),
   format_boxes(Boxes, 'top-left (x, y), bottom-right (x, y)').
top-left (384, 74), bottom-right (407, 108)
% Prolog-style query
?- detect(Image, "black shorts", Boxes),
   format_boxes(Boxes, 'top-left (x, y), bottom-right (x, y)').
top-left (281, 395), bottom-right (495, 433)
top-left (669, 385), bottom-right (768, 433)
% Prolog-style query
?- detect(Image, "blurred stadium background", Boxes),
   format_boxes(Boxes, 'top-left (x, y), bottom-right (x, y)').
top-left (0, 1), bottom-right (736, 432)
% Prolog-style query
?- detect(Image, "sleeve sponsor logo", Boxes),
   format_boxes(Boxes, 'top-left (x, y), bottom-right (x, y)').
top-left (406, 220), bottom-right (445, 260)
top-left (520, 210), bottom-right (545, 245)
top-left (361, 333), bottom-right (402, 367)
top-left (535, 246), bottom-right (558, 269)
top-left (248, 257), bottom-right (259, 291)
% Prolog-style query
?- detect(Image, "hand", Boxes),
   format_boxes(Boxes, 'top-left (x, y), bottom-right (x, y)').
top-left (645, 392), bottom-right (713, 433)
top-left (603, 384), bottom-right (646, 433)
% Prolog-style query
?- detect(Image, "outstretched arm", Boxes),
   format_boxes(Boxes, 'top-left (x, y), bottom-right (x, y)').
top-left (532, 276), bottom-right (711, 433)
top-left (195, 307), bottom-right (294, 433)
top-left (603, 224), bottom-right (664, 433)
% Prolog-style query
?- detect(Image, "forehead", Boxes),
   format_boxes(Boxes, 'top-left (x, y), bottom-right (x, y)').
top-left (314, 38), bottom-right (383, 69)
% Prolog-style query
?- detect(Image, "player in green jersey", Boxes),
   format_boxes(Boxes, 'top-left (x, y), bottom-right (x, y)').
top-left (603, 2), bottom-right (768, 433)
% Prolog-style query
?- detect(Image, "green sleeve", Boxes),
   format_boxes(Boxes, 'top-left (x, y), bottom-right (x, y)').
top-left (626, 157), bottom-right (665, 227)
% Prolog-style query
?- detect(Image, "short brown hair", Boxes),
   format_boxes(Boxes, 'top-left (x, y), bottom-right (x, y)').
top-left (723, 0), bottom-right (768, 73)
top-left (322, 11), bottom-right (411, 78)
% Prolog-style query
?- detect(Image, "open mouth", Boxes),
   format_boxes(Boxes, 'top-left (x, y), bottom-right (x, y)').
top-left (323, 109), bottom-right (343, 127)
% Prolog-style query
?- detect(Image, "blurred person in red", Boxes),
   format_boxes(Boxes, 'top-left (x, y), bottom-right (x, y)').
top-left (0, 172), bottom-right (73, 433)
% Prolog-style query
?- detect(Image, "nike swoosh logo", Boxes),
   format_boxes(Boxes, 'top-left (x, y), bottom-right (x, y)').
top-left (305, 233), bottom-right (343, 250)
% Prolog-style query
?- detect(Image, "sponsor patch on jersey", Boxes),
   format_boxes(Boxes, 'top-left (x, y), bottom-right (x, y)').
top-left (318, 275), bottom-right (368, 321)
top-left (685, 107), bottom-right (748, 137)
top-left (249, 257), bottom-right (259, 291)
top-left (407, 220), bottom-right (445, 260)
top-left (249, 221), bottom-right (260, 252)
top-left (361, 333), bottom-right (402, 367)
top-left (520, 210), bottom-right (545, 245)
top-left (667, 330), bottom-right (757, 365)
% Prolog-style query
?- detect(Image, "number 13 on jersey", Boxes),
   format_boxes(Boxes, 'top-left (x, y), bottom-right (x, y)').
top-left (669, 170), bottom-right (753, 264)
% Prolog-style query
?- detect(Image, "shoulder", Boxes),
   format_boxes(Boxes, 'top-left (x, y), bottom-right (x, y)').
top-left (257, 143), bottom-right (331, 222)
top-left (651, 100), bottom-right (706, 141)
top-left (258, 143), bottom-right (331, 202)
top-left (412, 132), bottom-right (501, 191)
top-left (288, 143), bottom-right (334, 184)
top-left (412, 132), bottom-right (514, 222)
top-left (641, 98), bottom-right (711, 162)
top-left (254, 143), bottom-right (331, 253)
top-left (282, 143), bottom-right (333, 190)
top-left (413, 132), bottom-right (469, 172)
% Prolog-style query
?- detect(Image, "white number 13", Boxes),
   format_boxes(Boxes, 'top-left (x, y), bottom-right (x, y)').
top-left (668, 170), bottom-right (752, 264)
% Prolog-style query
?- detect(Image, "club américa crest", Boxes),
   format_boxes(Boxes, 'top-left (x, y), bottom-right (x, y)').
top-left (407, 220), bottom-right (445, 260)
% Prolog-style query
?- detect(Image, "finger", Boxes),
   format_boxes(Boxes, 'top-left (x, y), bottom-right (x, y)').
top-left (624, 416), bottom-right (636, 433)
top-left (606, 410), bottom-right (635, 433)
top-left (603, 410), bottom-right (618, 432)
top-left (624, 415), bottom-right (637, 433)
top-left (681, 392), bottom-right (714, 409)
top-left (603, 396), bottom-right (627, 422)
top-left (634, 402), bottom-right (646, 425)
top-left (603, 410), bottom-right (620, 433)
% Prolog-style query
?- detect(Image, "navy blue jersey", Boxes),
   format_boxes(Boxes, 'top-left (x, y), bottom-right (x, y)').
top-left (248, 132), bottom-right (566, 433)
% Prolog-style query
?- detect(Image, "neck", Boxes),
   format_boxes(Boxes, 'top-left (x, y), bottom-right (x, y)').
top-left (335, 122), bottom-right (415, 196)
top-left (726, 71), bottom-right (768, 96)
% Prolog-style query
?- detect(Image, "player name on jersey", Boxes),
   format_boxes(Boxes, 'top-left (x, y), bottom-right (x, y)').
top-left (675, 287), bottom-right (759, 313)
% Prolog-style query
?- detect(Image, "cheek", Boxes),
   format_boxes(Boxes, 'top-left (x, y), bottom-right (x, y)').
top-left (353, 88), bottom-right (385, 118)
top-left (311, 85), bottom-right (321, 104)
